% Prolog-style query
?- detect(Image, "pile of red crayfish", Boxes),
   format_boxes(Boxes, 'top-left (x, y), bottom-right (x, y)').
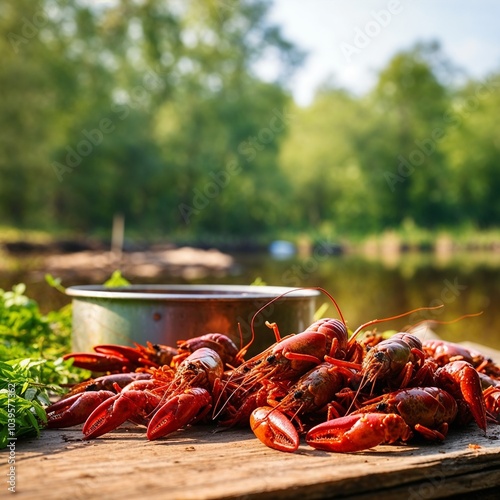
top-left (46, 290), bottom-right (500, 453)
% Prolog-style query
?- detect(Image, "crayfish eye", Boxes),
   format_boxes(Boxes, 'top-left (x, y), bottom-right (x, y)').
top-left (374, 351), bottom-right (386, 362)
top-left (293, 390), bottom-right (303, 399)
top-left (266, 354), bottom-right (276, 364)
top-left (376, 402), bottom-right (387, 411)
top-left (187, 362), bottom-right (196, 371)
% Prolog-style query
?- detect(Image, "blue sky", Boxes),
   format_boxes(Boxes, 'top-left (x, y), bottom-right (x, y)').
top-left (261, 0), bottom-right (500, 105)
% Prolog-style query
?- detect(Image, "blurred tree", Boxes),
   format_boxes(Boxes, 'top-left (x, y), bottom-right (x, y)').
top-left (146, 0), bottom-right (302, 237)
top-left (279, 42), bottom-right (459, 235)
top-left (0, 0), bottom-right (302, 238)
top-left (441, 73), bottom-right (500, 227)
top-left (1, 2), bottom-right (498, 243)
top-left (0, 0), bottom-right (66, 227)
top-left (367, 41), bottom-right (453, 228)
top-left (279, 86), bottom-right (374, 235)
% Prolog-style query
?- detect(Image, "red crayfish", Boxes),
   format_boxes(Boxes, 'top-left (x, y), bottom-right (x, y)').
top-left (45, 287), bottom-right (499, 454)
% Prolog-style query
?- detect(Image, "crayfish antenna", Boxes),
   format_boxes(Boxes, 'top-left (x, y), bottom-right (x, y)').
top-left (405, 311), bottom-right (484, 333)
top-left (250, 287), bottom-right (348, 339)
top-left (348, 304), bottom-right (445, 346)
top-left (265, 321), bottom-right (282, 341)
top-left (249, 293), bottom-right (290, 344)
top-left (212, 374), bottom-right (236, 420)
top-left (236, 289), bottom-right (295, 365)
top-left (212, 364), bottom-right (281, 421)
top-left (345, 371), bottom-right (368, 416)
top-left (305, 286), bottom-right (347, 327)
top-left (234, 322), bottom-right (251, 363)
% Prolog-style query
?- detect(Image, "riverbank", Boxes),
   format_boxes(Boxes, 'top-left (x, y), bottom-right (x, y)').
top-left (0, 245), bottom-right (235, 282)
top-left (3, 224), bottom-right (500, 250)
top-left (2, 225), bottom-right (500, 271)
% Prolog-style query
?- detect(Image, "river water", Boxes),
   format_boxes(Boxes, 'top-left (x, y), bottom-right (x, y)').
top-left (2, 250), bottom-right (500, 351)
top-left (230, 251), bottom-right (500, 351)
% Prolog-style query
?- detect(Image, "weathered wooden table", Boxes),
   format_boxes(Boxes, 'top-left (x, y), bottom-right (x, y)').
top-left (14, 420), bottom-right (500, 499)
top-left (12, 341), bottom-right (500, 499)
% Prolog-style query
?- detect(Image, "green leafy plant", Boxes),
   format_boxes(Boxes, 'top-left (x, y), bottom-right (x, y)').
top-left (103, 270), bottom-right (131, 288)
top-left (0, 283), bottom-right (73, 448)
top-left (0, 355), bottom-right (84, 448)
top-left (0, 275), bottom-right (131, 448)
top-left (0, 359), bottom-right (52, 448)
top-left (0, 282), bottom-right (72, 360)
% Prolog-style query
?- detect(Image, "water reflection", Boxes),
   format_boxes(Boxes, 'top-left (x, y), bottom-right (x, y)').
top-left (1, 251), bottom-right (500, 351)
top-left (207, 251), bottom-right (500, 351)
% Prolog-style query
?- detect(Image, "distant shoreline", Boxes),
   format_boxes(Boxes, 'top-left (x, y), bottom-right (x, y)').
top-left (2, 225), bottom-right (500, 257)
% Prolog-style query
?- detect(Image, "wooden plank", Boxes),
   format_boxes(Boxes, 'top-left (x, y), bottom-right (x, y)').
top-left (13, 420), bottom-right (500, 500)
top-left (10, 340), bottom-right (500, 499)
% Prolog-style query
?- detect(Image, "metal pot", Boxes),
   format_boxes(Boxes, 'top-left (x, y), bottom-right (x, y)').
top-left (66, 284), bottom-right (319, 357)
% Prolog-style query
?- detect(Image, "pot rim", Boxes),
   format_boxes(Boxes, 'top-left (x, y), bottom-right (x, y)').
top-left (66, 284), bottom-right (320, 301)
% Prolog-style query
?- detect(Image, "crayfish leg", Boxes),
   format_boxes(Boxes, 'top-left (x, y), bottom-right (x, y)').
top-left (397, 362), bottom-right (414, 389)
top-left (265, 321), bottom-right (282, 342)
top-left (414, 423), bottom-right (448, 442)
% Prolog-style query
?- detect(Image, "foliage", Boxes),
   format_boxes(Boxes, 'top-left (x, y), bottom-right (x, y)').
top-left (280, 42), bottom-right (500, 236)
top-left (0, 2), bottom-right (499, 240)
top-left (249, 277), bottom-right (267, 286)
top-left (279, 88), bottom-right (374, 233)
top-left (440, 75), bottom-right (500, 226)
top-left (103, 270), bottom-right (131, 288)
top-left (0, 355), bottom-right (87, 448)
top-left (0, 282), bottom-right (88, 448)
top-left (0, 0), bottom-right (302, 238)
top-left (0, 360), bottom-right (49, 448)
top-left (0, 283), bottom-right (71, 359)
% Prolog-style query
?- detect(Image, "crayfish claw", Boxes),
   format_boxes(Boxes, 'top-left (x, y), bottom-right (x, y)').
top-left (83, 390), bottom-right (161, 439)
top-left (437, 361), bottom-right (487, 433)
top-left (250, 406), bottom-right (299, 453)
top-left (306, 413), bottom-right (412, 453)
top-left (63, 352), bottom-right (132, 372)
top-left (46, 391), bottom-right (115, 428)
top-left (147, 387), bottom-right (212, 441)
